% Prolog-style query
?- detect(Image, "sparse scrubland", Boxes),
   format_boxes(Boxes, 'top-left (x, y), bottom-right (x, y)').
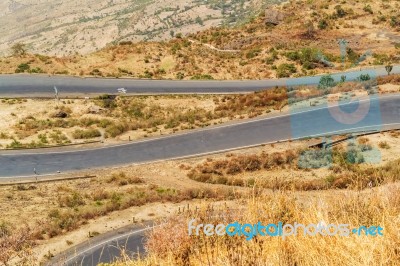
top-left (0, 130), bottom-right (400, 264)
top-left (188, 138), bottom-right (400, 191)
top-left (1, 0), bottom-right (400, 80)
top-left (103, 132), bottom-right (400, 266)
top-left (0, 0), bottom-right (265, 56)
top-left (0, 169), bottom-right (241, 265)
top-left (1, 0), bottom-right (400, 264)
top-left (0, 89), bottom-right (289, 148)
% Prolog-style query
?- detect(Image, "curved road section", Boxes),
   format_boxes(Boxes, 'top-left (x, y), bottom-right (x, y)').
top-left (1, 95), bottom-right (399, 178)
top-left (0, 65), bottom-right (398, 96)
top-left (49, 221), bottom-right (154, 266)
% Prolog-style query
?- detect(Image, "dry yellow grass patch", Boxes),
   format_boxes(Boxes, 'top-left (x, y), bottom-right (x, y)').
top-left (118, 183), bottom-right (400, 266)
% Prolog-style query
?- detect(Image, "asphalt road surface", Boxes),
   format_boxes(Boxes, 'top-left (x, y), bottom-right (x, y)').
top-left (49, 221), bottom-right (154, 266)
top-left (0, 65), bottom-right (399, 96)
top-left (1, 94), bottom-right (400, 178)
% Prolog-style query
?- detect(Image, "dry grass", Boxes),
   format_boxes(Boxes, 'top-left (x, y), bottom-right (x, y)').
top-left (32, 180), bottom-right (239, 240)
top-left (113, 183), bottom-right (400, 266)
top-left (378, 74), bottom-right (400, 85)
top-left (0, 223), bottom-right (35, 265)
top-left (187, 139), bottom-right (386, 190)
top-left (188, 149), bottom-right (299, 186)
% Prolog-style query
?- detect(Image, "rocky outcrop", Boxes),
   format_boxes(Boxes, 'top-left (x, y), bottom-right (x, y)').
top-left (265, 8), bottom-right (287, 26)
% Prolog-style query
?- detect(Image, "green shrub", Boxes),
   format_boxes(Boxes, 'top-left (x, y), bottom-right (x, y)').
top-left (285, 51), bottom-right (300, 61)
top-left (246, 48), bottom-right (262, 59)
top-left (190, 74), bottom-right (214, 80)
top-left (105, 123), bottom-right (129, 137)
top-left (276, 64), bottom-right (296, 78)
top-left (358, 74), bottom-right (371, 81)
top-left (15, 63), bottom-right (30, 73)
top-left (176, 72), bottom-right (185, 80)
top-left (335, 5), bottom-right (346, 18)
top-left (363, 5), bottom-right (373, 14)
top-left (318, 19), bottom-right (328, 29)
top-left (318, 74), bottom-right (336, 89)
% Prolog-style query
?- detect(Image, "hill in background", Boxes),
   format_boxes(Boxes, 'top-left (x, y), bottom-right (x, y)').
top-left (0, 0), bottom-right (399, 80)
top-left (0, 0), bottom-right (272, 56)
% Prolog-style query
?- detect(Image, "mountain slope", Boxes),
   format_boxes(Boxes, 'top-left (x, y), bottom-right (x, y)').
top-left (0, 0), bottom-right (267, 56)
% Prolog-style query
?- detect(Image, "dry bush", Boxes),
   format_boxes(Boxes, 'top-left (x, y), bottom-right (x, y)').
top-left (188, 149), bottom-right (300, 186)
top-left (188, 142), bottom-right (400, 191)
top-left (389, 130), bottom-right (400, 138)
top-left (378, 141), bottom-right (391, 149)
top-left (35, 185), bottom-right (239, 240)
top-left (0, 223), bottom-right (35, 265)
top-left (378, 74), bottom-right (400, 85)
top-left (107, 172), bottom-right (145, 186)
top-left (58, 191), bottom-right (86, 208)
top-left (132, 185), bottom-right (400, 266)
top-left (72, 128), bottom-right (101, 139)
top-left (215, 88), bottom-right (288, 115)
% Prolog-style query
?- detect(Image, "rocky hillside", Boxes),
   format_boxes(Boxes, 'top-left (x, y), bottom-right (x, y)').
top-left (0, 0), bottom-right (270, 56)
top-left (0, 0), bottom-right (399, 80)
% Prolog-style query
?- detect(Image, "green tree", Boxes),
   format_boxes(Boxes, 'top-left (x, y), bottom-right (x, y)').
top-left (195, 16), bottom-right (204, 26)
top-left (358, 74), bottom-right (371, 81)
top-left (318, 74), bottom-right (335, 89)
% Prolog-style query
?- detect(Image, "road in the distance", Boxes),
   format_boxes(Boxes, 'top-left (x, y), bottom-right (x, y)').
top-left (0, 65), bottom-right (399, 97)
top-left (49, 221), bottom-right (154, 266)
top-left (1, 94), bottom-right (400, 178)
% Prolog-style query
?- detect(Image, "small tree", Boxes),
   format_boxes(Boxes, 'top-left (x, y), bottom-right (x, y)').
top-left (318, 74), bottom-right (335, 89)
top-left (11, 42), bottom-right (27, 56)
top-left (385, 64), bottom-right (393, 75)
top-left (358, 74), bottom-right (371, 81)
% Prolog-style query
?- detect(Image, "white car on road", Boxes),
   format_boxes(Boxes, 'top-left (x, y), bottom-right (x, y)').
top-left (117, 88), bottom-right (127, 93)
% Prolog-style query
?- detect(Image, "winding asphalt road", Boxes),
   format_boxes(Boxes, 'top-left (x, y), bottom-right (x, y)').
top-left (0, 67), bottom-right (399, 178)
top-left (1, 69), bottom-right (399, 264)
top-left (1, 94), bottom-right (400, 178)
top-left (49, 222), bottom-right (154, 266)
top-left (0, 65), bottom-right (399, 96)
